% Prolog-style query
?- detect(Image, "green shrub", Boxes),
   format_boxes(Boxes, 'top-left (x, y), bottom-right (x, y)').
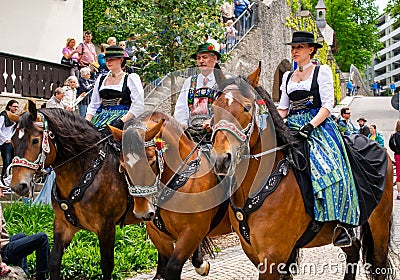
top-left (3, 202), bottom-right (157, 279)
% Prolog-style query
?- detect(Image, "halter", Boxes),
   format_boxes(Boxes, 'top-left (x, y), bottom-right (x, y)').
top-left (8, 113), bottom-right (55, 192)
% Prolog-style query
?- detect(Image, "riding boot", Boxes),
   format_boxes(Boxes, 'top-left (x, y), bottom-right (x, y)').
top-left (333, 224), bottom-right (355, 247)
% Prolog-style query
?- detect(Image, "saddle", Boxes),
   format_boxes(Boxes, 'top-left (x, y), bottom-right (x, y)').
top-left (291, 133), bottom-right (387, 225)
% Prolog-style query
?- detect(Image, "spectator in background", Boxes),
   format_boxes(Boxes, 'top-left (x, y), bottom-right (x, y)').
top-left (390, 81), bottom-right (396, 95)
top-left (372, 81), bottom-right (378, 96)
top-left (0, 100), bottom-right (18, 187)
top-left (338, 107), bottom-right (357, 135)
top-left (77, 67), bottom-right (94, 118)
top-left (389, 120), bottom-right (400, 199)
top-left (225, 19), bottom-right (237, 53)
top-left (357, 117), bottom-right (369, 137)
top-left (220, 1), bottom-right (235, 23)
top-left (98, 43), bottom-right (109, 74)
top-left (118, 41), bottom-right (129, 57)
top-left (346, 79), bottom-right (353, 96)
top-left (46, 88), bottom-right (71, 110)
top-left (368, 124), bottom-right (384, 147)
top-left (62, 38), bottom-right (80, 77)
top-left (107, 37), bottom-right (117, 46)
top-left (62, 76), bottom-right (78, 111)
top-left (377, 81), bottom-right (382, 96)
top-left (234, 0), bottom-right (249, 35)
top-left (77, 30), bottom-right (97, 68)
top-left (0, 188), bottom-right (50, 280)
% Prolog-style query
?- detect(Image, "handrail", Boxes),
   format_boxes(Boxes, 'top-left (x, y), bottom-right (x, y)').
top-left (0, 52), bottom-right (71, 99)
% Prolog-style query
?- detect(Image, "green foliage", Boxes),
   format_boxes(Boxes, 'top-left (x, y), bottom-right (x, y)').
top-left (3, 202), bottom-right (157, 279)
top-left (83, 0), bottom-right (224, 83)
top-left (387, 0), bottom-right (400, 21)
top-left (83, 0), bottom-right (109, 44)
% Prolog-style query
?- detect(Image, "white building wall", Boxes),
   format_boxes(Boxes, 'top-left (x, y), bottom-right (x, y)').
top-left (0, 0), bottom-right (83, 64)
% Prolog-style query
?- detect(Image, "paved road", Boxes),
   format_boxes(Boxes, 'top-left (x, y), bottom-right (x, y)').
top-left (130, 96), bottom-right (400, 280)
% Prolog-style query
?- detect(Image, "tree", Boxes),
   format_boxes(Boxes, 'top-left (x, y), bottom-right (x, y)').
top-left (294, 0), bottom-right (382, 72)
top-left (387, 0), bottom-right (400, 20)
top-left (84, 0), bottom-right (224, 83)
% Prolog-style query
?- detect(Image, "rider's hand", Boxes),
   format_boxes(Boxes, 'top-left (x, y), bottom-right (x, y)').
top-left (110, 118), bottom-right (124, 130)
top-left (298, 123), bottom-right (314, 139)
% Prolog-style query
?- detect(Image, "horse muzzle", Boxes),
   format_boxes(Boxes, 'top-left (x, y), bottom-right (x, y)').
top-left (10, 182), bottom-right (30, 197)
top-left (212, 151), bottom-right (233, 176)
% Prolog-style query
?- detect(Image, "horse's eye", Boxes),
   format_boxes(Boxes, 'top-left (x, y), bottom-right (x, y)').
top-left (244, 104), bottom-right (252, 112)
top-left (32, 139), bottom-right (39, 145)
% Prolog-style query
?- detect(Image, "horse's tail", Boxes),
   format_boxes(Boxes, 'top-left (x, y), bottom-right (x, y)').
top-left (361, 217), bottom-right (396, 280)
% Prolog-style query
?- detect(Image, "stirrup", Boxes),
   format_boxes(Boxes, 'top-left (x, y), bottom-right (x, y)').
top-left (332, 224), bottom-right (354, 248)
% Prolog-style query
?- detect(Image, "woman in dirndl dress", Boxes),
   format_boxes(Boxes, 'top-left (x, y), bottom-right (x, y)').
top-left (85, 46), bottom-right (144, 129)
top-left (277, 31), bottom-right (359, 247)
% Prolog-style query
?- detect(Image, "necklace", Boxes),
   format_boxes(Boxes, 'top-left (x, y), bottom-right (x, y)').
top-left (298, 62), bottom-right (313, 72)
top-left (110, 71), bottom-right (124, 77)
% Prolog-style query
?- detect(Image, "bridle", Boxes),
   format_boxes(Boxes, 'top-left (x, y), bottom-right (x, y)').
top-left (8, 113), bottom-right (55, 193)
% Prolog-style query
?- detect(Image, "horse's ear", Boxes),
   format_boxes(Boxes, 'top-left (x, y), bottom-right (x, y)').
top-left (6, 112), bottom-right (20, 123)
top-left (108, 125), bottom-right (123, 141)
top-left (145, 119), bottom-right (165, 142)
top-left (247, 61), bottom-right (261, 88)
top-left (214, 63), bottom-right (226, 86)
top-left (26, 100), bottom-right (38, 121)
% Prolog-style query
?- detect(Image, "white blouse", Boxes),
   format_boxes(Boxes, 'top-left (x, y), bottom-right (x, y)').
top-left (278, 64), bottom-right (334, 113)
top-left (86, 72), bottom-right (144, 117)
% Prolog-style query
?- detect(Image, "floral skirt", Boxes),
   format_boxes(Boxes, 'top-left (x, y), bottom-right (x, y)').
top-left (91, 105), bottom-right (129, 128)
top-left (288, 109), bottom-right (359, 226)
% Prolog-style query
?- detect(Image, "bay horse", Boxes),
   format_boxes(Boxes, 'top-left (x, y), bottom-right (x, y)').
top-left (210, 66), bottom-right (395, 279)
top-left (8, 100), bottom-right (141, 280)
top-left (109, 111), bottom-right (232, 280)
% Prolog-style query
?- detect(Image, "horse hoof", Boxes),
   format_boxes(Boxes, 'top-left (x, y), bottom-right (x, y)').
top-left (195, 260), bottom-right (210, 276)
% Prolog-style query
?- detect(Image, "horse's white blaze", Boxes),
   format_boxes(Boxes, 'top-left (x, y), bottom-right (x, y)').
top-left (126, 152), bottom-right (140, 168)
top-left (18, 129), bottom-right (25, 139)
top-left (225, 91), bottom-right (234, 106)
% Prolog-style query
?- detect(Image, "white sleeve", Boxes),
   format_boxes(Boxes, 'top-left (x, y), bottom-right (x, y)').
top-left (173, 77), bottom-right (191, 126)
top-left (277, 71), bottom-right (291, 110)
top-left (86, 75), bottom-right (103, 116)
top-left (317, 65), bottom-right (334, 113)
top-left (127, 73), bottom-right (144, 117)
top-left (0, 117), bottom-right (7, 144)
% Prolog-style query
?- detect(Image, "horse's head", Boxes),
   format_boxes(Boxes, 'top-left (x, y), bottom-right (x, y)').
top-left (211, 64), bottom-right (261, 176)
top-left (110, 113), bottom-right (166, 221)
top-left (9, 100), bottom-right (56, 196)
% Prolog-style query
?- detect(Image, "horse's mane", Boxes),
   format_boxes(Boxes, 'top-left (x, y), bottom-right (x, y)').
top-left (218, 76), bottom-right (296, 146)
top-left (32, 108), bottom-right (102, 158)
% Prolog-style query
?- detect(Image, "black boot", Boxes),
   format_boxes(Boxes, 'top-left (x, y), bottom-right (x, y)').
top-left (333, 224), bottom-right (355, 247)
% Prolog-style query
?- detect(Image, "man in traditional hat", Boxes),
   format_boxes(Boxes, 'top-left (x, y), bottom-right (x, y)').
top-left (357, 117), bottom-right (369, 137)
top-left (174, 42), bottom-right (222, 142)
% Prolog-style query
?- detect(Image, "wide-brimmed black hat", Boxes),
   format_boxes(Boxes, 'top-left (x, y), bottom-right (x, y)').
top-left (285, 31), bottom-right (323, 49)
top-left (104, 46), bottom-right (126, 59)
top-left (357, 117), bottom-right (367, 122)
top-left (191, 43), bottom-right (221, 60)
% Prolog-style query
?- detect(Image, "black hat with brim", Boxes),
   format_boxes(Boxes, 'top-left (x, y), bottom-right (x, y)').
top-left (191, 43), bottom-right (221, 60)
top-left (285, 31), bottom-right (323, 49)
top-left (357, 117), bottom-right (367, 122)
top-left (104, 46), bottom-right (126, 59)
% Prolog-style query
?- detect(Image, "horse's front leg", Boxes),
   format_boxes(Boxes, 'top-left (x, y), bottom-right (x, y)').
top-left (341, 239), bottom-right (361, 280)
top-left (98, 224), bottom-right (117, 280)
top-left (146, 222), bottom-right (174, 280)
top-left (49, 217), bottom-right (78, 280)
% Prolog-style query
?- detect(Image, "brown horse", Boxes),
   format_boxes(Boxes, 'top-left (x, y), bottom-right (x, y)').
top-left (8, 101), bottom-right (141, 280)
top-left (109, 111), bottom-right (232, 280)
top-left (210, 67), bottom-right (394, 279)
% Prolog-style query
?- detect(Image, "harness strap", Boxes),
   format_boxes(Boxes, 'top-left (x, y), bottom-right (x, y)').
top-left (51, 145), bottom-right (108, 228)
top-left (230, 158), bottom-right (290, 244)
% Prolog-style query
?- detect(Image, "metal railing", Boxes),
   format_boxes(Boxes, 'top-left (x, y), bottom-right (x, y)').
top-left (0, 52), bottom-right (71, 99)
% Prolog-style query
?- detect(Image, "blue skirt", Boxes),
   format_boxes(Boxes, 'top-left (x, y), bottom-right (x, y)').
top-left (288, 109), bottom-right (359, 226)
top-left (92, 105), bottom-right (129, 128)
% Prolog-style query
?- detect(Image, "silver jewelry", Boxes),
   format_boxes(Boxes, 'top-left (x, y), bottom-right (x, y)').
top-left (110, 70), bottom-right (124, 77)
top-left (298, 62), bottom-right (313, 72)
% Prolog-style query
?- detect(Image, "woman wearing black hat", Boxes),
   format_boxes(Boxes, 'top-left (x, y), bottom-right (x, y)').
top-left (277, 31), bottom-right (359, 247)
top-left (85, 46), bottom-right (144, 128)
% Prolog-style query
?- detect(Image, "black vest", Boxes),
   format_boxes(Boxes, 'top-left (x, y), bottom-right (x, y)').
top-left (98, 74), bottom-right (132, 107)
top-left (286, 66), bottom-right (321, 112)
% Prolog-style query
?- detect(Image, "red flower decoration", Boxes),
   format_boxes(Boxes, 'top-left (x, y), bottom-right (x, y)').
top-left (207, 45), bottom-right (214, 51)
top-left (155, 138), bottom-right (165, 150)
top-left (257, 99), bottom-right (267, 105)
